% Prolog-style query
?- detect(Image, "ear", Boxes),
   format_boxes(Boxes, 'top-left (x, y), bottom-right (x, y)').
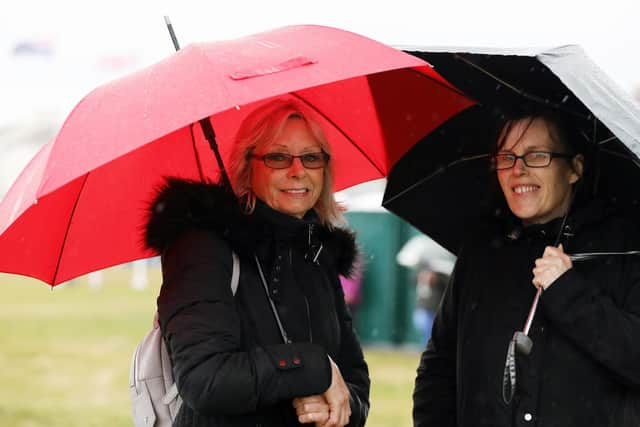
top-left (569, 154), bottom-right (584, 185)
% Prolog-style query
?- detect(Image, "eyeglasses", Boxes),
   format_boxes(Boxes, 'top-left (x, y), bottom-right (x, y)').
top-left (250, 151), bottom-right (330, 169)
top-left (492, 151), bottom-right (574, 170)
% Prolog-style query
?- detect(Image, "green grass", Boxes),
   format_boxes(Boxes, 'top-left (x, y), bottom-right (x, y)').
top-left (0, 267), bottom-right (419, 427)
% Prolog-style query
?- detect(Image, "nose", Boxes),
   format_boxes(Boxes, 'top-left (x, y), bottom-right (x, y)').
top-left (512, 157), bottom-right (528, 175)
top-left (287, 157), bottom-right (307, 178)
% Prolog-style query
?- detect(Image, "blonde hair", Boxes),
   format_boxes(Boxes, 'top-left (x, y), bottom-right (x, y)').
top-left (228, 99), bottom-right (343, 226)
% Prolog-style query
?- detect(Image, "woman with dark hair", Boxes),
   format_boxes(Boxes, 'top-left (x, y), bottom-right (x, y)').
top-left (145, 99), bottom-right (370, 426)
top-left (413, 112), bottom-right (640, 427)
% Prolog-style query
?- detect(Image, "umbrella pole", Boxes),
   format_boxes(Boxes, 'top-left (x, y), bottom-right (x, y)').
top-left (521, 288), bottom-right (541, 337)
top-left (163, 16), bottom-right (233, 190)
top-left (198, 118), bottom-right (233, 189)
top-left (517, 207), bottom-right (569, 348)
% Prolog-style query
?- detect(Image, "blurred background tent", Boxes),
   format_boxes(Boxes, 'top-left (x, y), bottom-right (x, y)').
top-left (338, 181), bottom-right (453, 346)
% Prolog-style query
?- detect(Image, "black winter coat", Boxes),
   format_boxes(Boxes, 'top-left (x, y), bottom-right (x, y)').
top-left (413, 201), bottom-right (640, 427)
top-left (145, 179), bottom-right (370, 427)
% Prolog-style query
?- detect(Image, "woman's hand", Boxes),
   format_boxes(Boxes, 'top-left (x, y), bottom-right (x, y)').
top-left (319, 357), bottom-right (351, 426)
top-left (532, 244), bottom-right (573, 290)
top-left (293, 395), bottom-right (330, 425)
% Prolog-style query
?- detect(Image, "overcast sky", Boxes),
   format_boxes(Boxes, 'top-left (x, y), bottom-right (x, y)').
top-left (5, 1), bottom-right (640, 95)
top-left (1, 0), bottom-right (639, 196)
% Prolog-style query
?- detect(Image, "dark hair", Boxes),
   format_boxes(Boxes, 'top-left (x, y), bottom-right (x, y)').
top-left (496, 110), bottom-right (587, 153)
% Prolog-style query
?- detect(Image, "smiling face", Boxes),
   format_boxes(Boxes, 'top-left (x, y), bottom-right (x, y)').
top-left (250, 117), bottom-right (324, 219)
top-left (497, 117), bottom-right (583, 226)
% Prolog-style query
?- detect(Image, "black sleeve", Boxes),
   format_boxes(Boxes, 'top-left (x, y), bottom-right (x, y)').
top-left (413, 256), bottom-right (461, 427)
top-left (539, 257), bottom-right (640, 389)
top-left (157, 230), bottom-right (331, 415)
top-left (331, 278), bottom-right (370, 427)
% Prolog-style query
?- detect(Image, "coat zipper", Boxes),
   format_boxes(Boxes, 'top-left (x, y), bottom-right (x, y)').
top-left (291, 247), bottom-right (314, 343)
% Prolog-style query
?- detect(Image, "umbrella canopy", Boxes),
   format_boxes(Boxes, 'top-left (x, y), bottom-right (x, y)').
top-left (0, 25), bottom-right (473, 286)
top-left (383, 45), bottom-right (640, 254)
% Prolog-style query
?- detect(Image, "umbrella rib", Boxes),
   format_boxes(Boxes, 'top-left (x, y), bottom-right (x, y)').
top-left (453, 54), bottom-right (591, 121)
top-left (289, 92), bottom-right (386, 177)
top-left (383, 153), bottom-right (490, 206)
top-left (189, 124), bottom-right (206, 181)
top-left (598, 136), bottom-right (618, 145)
top-left (570, 251), bottom-right (640, 261)
top-left (51, 173), bottom-right (89, 286)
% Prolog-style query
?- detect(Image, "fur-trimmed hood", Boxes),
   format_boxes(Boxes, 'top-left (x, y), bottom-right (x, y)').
top-left (144, 178), bottom-right (358, 277)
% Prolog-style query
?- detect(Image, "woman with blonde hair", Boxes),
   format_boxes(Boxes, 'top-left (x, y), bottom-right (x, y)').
top-left (228, 99), bottom-right (342, 226)
top-left (145, 98), bottom-right (370, 426)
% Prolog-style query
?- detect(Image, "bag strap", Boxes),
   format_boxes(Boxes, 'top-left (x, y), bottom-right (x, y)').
top-left (163, 382), bottom-right (180, 405)
top-left (254, 255), bottom-right (291, 344)
top-left (130, 336), bottom-right (142, 394)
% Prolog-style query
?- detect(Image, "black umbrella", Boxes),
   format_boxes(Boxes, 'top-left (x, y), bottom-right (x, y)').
top-left (384, 45), bottom-right (640, 255)
top-left (382, 44), bottom-right (640, 402)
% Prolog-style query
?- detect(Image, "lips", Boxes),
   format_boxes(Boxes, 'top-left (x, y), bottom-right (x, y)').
top-left (281, 188), bottom-right (309, 195)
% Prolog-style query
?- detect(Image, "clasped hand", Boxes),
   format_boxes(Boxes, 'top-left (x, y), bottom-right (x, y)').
top-left (532, 244), bottom-right (572, 290)
top-left (292, 357), bottom-right (351, 426)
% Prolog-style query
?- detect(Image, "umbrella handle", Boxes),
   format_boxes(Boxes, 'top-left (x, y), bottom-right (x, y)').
top-left (519, 206), bottom-right (568, 337)
top-left (521, 250), bottom-right (640, 335)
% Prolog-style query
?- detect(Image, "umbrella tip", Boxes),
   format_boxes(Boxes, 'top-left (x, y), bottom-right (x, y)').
top-left (163, 15), bottom-right (181, 51)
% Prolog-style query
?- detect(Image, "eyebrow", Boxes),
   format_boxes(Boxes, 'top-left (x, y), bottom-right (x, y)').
top-left (268, 144), bottom-right (323, 152)
top-left (499, 145), bottom-right (554, 153)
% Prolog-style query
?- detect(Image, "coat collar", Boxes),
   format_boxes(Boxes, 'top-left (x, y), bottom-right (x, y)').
top-left (144, 178), bottom-right (358, 277)
top-left (499, 199), bottom-right (611, 246)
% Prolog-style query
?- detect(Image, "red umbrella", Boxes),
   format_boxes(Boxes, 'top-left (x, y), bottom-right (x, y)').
top-left (0, 25), bottom-right (474, 286)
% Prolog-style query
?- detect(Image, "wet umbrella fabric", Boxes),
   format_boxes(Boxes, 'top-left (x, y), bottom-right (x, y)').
top-left (383, 45), bottom-right (640, 255)
top-left (0, 25), bottom-right (473, 286)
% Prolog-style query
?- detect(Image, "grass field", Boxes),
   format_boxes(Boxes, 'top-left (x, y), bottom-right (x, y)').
top-left (0, 266), bottom-right (419, 427)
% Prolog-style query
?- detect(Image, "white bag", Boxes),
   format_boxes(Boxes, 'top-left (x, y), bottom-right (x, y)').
top-left (129, 252), bottom-right (240, 426)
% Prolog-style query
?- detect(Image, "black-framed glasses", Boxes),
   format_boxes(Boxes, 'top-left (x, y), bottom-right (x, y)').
top-left (491, 151), bottom-right (574, 170)
top-left (250, 151), bottom-right (330, 169)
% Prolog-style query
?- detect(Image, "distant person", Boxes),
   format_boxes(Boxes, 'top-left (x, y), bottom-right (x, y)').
top-left (395, 235), bottom-right (453, 346)
top-left (412, 264), bottom-right (447, 346)
top-left (339, 258), bottom-right (364, 319)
